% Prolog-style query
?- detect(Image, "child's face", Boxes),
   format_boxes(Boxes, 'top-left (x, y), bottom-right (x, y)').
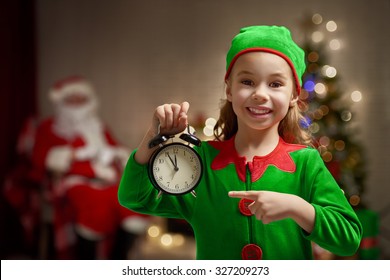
top-left (226, 52), bottom-right (297, 135)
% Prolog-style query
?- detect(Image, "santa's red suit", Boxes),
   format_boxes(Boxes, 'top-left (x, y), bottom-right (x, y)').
top-left (30, 76), bottom-right (148, 259)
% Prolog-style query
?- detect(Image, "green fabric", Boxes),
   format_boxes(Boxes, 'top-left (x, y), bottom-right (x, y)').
top-left (118, 141), bottom-right (362, 260)
top-left (225, 26), bottom-right (306, 93)
top-left (356, 209), bottom-right (380, 259)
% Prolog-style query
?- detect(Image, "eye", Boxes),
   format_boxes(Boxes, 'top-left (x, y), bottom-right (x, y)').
top-left (269, 81), bottom-right (283, 88)
top-left (241, 79), bottom-right (254, 86)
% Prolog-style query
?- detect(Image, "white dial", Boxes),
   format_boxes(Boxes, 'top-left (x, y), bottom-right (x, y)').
top-left (149, 143), bottom-right (202, 195)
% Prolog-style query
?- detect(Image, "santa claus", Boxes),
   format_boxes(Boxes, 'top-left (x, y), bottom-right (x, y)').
top-left (31, 76), bottom-right (148, 259)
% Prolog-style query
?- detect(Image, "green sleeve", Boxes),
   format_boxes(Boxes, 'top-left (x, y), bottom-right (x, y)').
top-left (302, 149), bottom-right (363, 256)
top-left (118, 150), bottom-right (195, 220)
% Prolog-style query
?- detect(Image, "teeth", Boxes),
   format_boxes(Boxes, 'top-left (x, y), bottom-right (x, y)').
top-left (248, 107), bottom-right (270, 114)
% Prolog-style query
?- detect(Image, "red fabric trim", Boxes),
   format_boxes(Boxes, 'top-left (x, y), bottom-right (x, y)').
top-left (209, 137), bottom-right (305, 182)
top-left (225, 48), bottom-right (301, 95)
top-left (360, 237), bottom-right (378, 249)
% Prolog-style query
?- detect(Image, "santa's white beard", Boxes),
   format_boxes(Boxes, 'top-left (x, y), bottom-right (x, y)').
top-left (53, 98), bottom-right (103, 142)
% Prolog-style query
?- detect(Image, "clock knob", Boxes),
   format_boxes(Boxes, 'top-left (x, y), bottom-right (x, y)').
top-left (179, 133), bottom-right (201, 147)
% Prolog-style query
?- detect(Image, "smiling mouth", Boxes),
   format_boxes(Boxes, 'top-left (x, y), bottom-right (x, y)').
top-left (247, 107), bottom-right (272, 115)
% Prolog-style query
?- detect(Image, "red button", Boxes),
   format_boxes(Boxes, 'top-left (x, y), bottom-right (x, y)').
top-left (242, 244), bottom-right (263, 260)
top-left (239, 198), bottom-right (254, 216)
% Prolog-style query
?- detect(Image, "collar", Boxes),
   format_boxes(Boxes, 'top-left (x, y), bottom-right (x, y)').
top-left (208, 136), bottom-right (306, 182)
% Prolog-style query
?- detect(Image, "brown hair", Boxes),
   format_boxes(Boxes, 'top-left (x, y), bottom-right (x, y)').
top-left (213, 95), bottom-right (313, 146)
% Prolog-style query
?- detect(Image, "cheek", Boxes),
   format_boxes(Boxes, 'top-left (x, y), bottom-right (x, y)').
top-left (274, 96), bottom-right (291, 114)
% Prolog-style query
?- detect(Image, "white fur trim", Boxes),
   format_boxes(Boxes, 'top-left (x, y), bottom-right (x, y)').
top-left (91, 161), bottom-right (117, 183)
top-left (75, 225), bottom-right (104, 240)
top-left (74, 146), bottom-right (98, 161)
top-left (114, 147), bottom-right (131, 168)
top-left (49, 81), bottom-right (95, 104)
top-left (45, 146), bottom-right (73, 173)
top-left (98, 147), bottom-right (117, 166)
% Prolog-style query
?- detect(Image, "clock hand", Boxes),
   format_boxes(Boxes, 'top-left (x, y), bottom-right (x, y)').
top-left (167, 153), bottom-right (179, 171)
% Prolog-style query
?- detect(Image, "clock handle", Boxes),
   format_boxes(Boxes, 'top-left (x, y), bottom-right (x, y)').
top-left (179, 125), bottom-right (202, 146)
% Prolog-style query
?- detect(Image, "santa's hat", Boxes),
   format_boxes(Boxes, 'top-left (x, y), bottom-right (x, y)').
top-left (49, 75), bottom-right (95, 103)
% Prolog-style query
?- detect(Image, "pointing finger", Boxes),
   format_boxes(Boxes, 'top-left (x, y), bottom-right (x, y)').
top-left (228, 191), bottom-right (259, 200)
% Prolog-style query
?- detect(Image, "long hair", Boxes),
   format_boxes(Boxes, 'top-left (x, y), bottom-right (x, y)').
top-left (213, 94), bottom-right (313, 146)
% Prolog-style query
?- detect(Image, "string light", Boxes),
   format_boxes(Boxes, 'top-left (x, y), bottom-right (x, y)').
top-left (147, 225), bottom-right (160, 238)
top-left (312, 14), bottom-right (323, 25)
top-left (319, 105), bottom-right (329, 116)
top-left (349, 195), bottom-right (361, 206)
top-left (322, 65), bottom-right (337, 78)
top-left (309, 122), bottom-right (320, 133)
top-left (312, 31), bottom-right (324, 43)
top-left (319, 136), bottom-right (330, 147)
top-left (300, 89), bottom-right (309, 100)
top-left (308, 51), bottom-right (319, 62)
top-left (329, 39), bottom-right (341, 50)
top-left (172, 234), bottom-right (185, 246)
top-left (314, 82), bottom-right (327, 98)
top-left (160, 233), bottom-right (173, 247)
top-left (203, 117), bottom-right (217, 137)
top-left (334, 140), bottom-right (345, 151)
top-left (351, 90), bottom-right (362, 102)
top-left (341, 111), bottom-right (352, 122)
top-left (326, 21), bottom-right (338, 32)
top-left (322, 151), bottom-right (333, 162)
top-left (304, 80), bottom-right (315, 92)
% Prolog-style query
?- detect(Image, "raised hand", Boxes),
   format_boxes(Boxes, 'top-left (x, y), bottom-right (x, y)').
top-left (153, 102), bottom-right (190, 136)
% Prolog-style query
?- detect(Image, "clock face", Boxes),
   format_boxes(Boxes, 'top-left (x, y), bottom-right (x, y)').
top-left (148, 143), bottom-right (203, 195)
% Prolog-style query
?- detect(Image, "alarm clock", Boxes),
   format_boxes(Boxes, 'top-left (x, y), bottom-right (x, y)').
top-left (148, 125), bottom-right (203, 198)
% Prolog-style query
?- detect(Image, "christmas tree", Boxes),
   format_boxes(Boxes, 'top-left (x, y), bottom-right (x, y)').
top-left (300, 13), bottom-right (366, 208)
top-left (300, 13), bottom-right (379, 259)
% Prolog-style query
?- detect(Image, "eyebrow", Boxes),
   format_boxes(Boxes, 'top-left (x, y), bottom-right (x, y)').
top-left (236, 70), bottom-right (289, 80)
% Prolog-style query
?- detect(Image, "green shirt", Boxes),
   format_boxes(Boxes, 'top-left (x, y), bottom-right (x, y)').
top-left (118, 137), bottom-right (362, 259)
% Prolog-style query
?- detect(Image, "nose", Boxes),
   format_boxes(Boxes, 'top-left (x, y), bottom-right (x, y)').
top-left (251, 85), bottom-right (269, 101)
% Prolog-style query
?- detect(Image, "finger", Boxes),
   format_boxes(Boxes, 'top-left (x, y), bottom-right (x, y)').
top-left (154, 105), bottom-right (167, 131)
top-left (163, 104), bottom-right (175, 129)
top-left (171, 104), bottom-right (182, 128)
top-left (178, 101), bottom-right (189, 125)
top-left (180, 101), bottom-right (190, 116)
top-left (228, 191), bottom-right (259, 200)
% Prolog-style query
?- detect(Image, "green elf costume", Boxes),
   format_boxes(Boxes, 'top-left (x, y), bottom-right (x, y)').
top-left (118, 26), bottom-right (362, 260)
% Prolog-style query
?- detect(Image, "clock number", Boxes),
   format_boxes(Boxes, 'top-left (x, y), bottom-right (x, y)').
top-left (175, 184), bottom-right (179, 189)
top-left (158, 158), bottom-right (164, 164)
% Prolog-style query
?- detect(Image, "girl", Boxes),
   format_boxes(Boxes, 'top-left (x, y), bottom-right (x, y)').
top-left (118, 25), bottom-right (362, 259)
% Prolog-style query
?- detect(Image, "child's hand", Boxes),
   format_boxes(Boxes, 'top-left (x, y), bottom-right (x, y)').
top-left (228, 190), bottom-right (295, 224)
top-left (228, 190), bottom-right (315, 233)
top-left (152, 101), bottom-right (190, 136)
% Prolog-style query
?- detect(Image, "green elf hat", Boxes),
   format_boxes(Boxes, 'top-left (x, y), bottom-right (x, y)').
top-left (225, 25), bottom-right (306, 95)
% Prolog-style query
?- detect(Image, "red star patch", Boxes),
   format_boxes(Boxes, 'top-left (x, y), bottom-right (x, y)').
top-left (208, 137), bottom-right (306, 182)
